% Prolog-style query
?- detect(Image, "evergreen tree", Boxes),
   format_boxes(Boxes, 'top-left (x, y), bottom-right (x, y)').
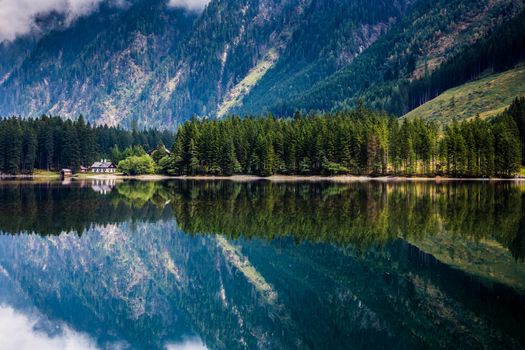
top-left (21, 125), bottom-right (37, 173)
top-left (493, 115), bottom-right (521, 177)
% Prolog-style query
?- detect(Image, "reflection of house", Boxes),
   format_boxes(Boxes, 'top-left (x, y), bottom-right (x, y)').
top-left (60, 169), bottom-right (72, 178)
top-left (91, 179), bottom-right (116, 194)
top-left (90, 160), bottom-right (117, 173)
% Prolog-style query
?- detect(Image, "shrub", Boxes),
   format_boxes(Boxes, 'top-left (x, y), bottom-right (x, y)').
top-left (118, 154), bottom-right (156, 175)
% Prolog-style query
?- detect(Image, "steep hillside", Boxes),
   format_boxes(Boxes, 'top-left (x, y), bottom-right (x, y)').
top-left (275, 0), bottom-right (524, 116)
top-left (135, 0), bottom-right (413, 127)
top-left (229, 0), bottom-right (411, 116)
top-left (0, 0), bottom-right (197, 127)
top-left (402, 64), bottom-right (525, 124)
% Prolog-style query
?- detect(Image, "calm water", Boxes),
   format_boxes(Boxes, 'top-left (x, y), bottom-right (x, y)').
top-left (0, 179), bottom-right (524, 350)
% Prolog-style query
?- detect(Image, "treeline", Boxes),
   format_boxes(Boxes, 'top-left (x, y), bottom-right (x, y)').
top-left (161, 100), bottom-right (525, 177)
top-left (0, 115), bottom-right (174, 174)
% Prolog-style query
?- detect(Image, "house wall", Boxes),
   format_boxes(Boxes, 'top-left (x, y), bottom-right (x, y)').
top-left (91, 168), bottom-right (116, 173)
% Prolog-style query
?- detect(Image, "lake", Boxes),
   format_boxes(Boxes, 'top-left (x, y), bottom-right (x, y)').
top-left (0, 179), bottom-right (524, 349)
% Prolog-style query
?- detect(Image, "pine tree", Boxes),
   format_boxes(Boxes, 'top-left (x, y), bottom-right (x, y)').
top-left (4, 120), bottom-right (23, 174)
top-left (22, 125), bottom-right (37, 173)
top-left (111, 144), bottom-right (123, 163)
top-left (493, 115), bottom-right (521, 177)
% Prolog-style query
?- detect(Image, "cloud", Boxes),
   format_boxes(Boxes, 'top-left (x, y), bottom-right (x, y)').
top-left (0, 305), bottom-right (99, 350)
top-left (0, 0), bottom-right (104, 42)
top-left (167, 0), bottom-right (210, 12)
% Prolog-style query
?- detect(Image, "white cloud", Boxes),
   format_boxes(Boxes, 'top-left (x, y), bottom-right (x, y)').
top-left (0, 0), bottom-right (104, 42)
top-left (0, 305), bottom-right (100, 350)
top-left (167, 0), bottom-right (210, 12)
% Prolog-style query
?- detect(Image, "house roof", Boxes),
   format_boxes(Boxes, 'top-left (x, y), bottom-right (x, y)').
top-left (91, 162), bottom-right (116, 168)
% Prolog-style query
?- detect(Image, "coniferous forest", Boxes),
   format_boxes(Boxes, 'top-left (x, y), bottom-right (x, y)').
top-left (1, 98), bottom-right (524, 177)
top-left (0, 115), bottom-right (174, 174)
top-left (163, 98), bottom-right (525, 178)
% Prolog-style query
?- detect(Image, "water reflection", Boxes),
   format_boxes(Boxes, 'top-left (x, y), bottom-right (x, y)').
top-left (91, 179), bottom-right (118, 194)
top-left (0, 306), bottom-right (99, 350)
top-left (0, 179), bottom-right (523, 349)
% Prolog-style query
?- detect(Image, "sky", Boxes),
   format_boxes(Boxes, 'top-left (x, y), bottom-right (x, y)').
top-left (0, 0), bottom-right (210, 42)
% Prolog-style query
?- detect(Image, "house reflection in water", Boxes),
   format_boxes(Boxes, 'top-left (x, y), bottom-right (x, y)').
top-left (91, 179), bottom-right (118, 194)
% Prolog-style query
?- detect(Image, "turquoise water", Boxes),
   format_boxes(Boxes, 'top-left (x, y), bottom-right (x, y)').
top-left (0, 179), bottom-right (524, 349)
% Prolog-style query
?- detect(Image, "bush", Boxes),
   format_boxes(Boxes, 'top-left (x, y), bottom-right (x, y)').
top-left (118, 154), bottom-right (156, 175)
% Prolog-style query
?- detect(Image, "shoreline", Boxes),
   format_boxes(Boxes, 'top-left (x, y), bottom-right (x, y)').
top-left (1, 173), bottom-right (524, 182)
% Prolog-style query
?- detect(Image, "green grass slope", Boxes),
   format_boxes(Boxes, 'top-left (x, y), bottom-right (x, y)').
top-left (403, 64), bottom-right (525, 124)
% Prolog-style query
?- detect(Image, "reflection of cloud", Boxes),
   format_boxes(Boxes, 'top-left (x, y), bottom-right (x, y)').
top-left (166, 338), bottom-right (208, 350)
top-left (0, 305), bottom-right (99, 350)
top-left (167, 0), bottom-right (210, 12)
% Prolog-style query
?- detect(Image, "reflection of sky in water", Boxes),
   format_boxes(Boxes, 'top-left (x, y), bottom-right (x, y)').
top-left (165, 339), bottom-right (208, 350)
top-left (0, 305), bottom-right (98, 350)
top-left (0, 305), bottom-right (208, 350)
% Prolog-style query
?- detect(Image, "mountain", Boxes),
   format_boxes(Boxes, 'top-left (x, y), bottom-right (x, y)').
top-left (271, 0), bottom-right (525, 116)
top-left (0, 0), bottom-right (524, 128)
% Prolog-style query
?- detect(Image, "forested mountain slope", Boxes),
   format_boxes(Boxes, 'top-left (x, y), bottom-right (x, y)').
top-left (0, 0), bottom-right (197, 127)
top-left (274, 0), bottom-right (525, 116)
top-left (0, 0), bottom-right (523, 128)
top-left (402, 64), bottom-right (525, 124)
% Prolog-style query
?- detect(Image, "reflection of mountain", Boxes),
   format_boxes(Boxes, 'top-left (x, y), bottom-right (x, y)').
top-left (0, 180), bottom-right (524, 291)
top-left (1, 180), bottom-right (524, 256)
top-left (0, 220), bottom-right (524, 349)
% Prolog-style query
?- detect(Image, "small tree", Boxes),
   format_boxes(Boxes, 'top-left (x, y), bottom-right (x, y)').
top-left (118, 154), bottom-right (156, 175)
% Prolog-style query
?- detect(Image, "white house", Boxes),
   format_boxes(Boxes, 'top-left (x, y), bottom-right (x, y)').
top-left (90, 160), bottom-right (117, 173)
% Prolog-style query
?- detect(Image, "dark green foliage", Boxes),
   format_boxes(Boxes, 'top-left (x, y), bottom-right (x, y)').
top-left (493, 115), bottom-right (522, 176)
top-left (507, 96), bottom-right (525, 162)
top-left (0, 115), bottom-right (174, 174)
top-left (162, 108), bottom-right (522, 177)
top-left (117, 154), bottom-right (156, 175)
top-left (234, 0), bottom-right (411, 116)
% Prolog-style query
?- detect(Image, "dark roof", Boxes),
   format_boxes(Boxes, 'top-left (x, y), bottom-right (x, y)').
top-left (91, 162), bottom-right (116, 168)
top-left (148, 147), bottom-right (171, 155)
